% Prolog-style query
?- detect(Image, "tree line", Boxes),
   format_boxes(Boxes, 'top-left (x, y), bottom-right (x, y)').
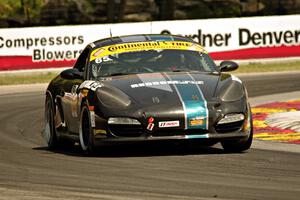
top-left (0, 0), bottom-right (299, 28)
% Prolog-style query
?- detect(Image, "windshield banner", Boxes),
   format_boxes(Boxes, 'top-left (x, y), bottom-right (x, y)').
top-left (90, 41), bottom-right (205, 61)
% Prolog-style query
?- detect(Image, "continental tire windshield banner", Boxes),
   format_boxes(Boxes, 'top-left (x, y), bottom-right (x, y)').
top-left (0, 15), bottom-right (299, 71)
top-left (90, 41), bottom-right (206, 62)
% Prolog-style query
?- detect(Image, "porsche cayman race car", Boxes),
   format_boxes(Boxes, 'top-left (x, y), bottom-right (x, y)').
top-left (44, 34), bottom-right (253, 154)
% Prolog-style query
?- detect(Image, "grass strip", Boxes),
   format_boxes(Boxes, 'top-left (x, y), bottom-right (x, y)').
top-left (233, 60), bottom-right (300, 73)
top-left (0, 72), bottom-right (58, 85)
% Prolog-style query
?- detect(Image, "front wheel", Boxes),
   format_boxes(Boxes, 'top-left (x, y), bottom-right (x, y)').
top-left (221, 115), bottom-right (253, 153)
top-left (79, 104), bottom-right (95, 155)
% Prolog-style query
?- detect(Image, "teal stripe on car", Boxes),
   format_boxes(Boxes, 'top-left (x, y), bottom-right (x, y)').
top-left (166, 72), bottom-right (208, 130)
top-left (185, 134), bottom-right (208, 139)
top-left (188, 73), bottom-right (209, 130)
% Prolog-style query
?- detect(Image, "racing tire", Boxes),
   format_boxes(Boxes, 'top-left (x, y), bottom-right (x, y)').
top-left (79, 103), bottom-right (96, 155)
top-left (44, 95), bottom-right (59, 149)
top-left (44, 95), bottom-right (75, 150)
top-left (221, 115), bottom-right (253, 153)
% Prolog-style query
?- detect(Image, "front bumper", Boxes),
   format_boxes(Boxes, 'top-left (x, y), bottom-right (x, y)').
top-left (93, 111), bottom-right (251, 145)
top-left (93, 130), bottom-right (250, 145)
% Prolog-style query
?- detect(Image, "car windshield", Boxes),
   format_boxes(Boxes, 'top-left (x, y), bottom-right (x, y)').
top-left (89, 48), bottom-right (218, 79)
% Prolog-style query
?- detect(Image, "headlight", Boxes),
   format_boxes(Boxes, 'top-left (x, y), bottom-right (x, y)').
top-left (219, 81), bottom-right (245, 102)
top-left (217, 113), bottom-right (245, 125)
top-left (108, 117), bottom-right (141, 125)
top-left (96, 86), bottom-right (131, 108)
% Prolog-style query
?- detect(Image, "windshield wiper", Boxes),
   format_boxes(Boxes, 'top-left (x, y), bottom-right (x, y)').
top-left (109, 73), bottom-right (129, 76)
top-left (171, 69), bottom-right (200, 72)
top-left (172, 69), bottom-right (189, 72)
top-left (109, 72), bottom-right (137, 77)
top-left (97, 72), bottom-right (138, 78)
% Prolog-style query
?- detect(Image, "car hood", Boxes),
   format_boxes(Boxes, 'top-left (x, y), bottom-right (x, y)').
top-left (100, 72), bottom-right (221, 105)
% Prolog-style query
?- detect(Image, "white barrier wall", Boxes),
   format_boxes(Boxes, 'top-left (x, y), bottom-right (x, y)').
top-left (0, 15), bottom-right (299, 70)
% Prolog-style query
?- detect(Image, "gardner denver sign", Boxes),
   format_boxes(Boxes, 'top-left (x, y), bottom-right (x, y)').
top-left (0, 15), bottom-right (299, 71)
top-left (161, 28), bottom-right (300, 48)
top-left (238, 29), bottom-right (300, 46)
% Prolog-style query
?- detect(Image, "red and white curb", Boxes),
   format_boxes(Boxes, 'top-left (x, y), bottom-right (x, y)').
top-left (252, 99), bottom-right (300, 144)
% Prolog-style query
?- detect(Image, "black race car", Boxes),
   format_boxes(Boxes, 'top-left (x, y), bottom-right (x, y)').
top-left (44, 34), bottom-right (253, 154)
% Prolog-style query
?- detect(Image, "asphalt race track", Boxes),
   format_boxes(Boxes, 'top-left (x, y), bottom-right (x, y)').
top-left (0, 72), bottom-right (300, 200)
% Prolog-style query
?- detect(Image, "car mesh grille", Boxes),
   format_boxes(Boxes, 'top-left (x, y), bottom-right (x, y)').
top-left (215, 120), bottom-right (244, 133)
top-left (109, 124), bottom-right (144, 137)
top-left (151, 129), bottom-right (208, 137)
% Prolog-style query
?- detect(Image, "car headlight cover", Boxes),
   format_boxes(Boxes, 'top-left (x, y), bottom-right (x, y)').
top-left (217, 113), bottom-right (245, 125)
top-left (108, 117), bottom-right (141, 125)
top-left (219, 81), bottom-right (245, 102)
top-left (96, 86), bottom-right (131, 108)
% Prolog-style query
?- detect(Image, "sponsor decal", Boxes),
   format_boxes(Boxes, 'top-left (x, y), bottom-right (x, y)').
top-left (189, 117), bottom-right (204, 126)
top-left (81, 89), bottom-right (89, 97)
top-left (147, 123), bottom-right (155, 131)
top-left (79, 81), bottom-right (103, 91)
top-left (90, 111), bottom-right (96, 128)
top-left (95, 55), bottom-right (113, 64)
top-left (152, 96), bottom-right (160, 104)
top-left (88, 106), bottom-right (94, 111)
top-left (94, 129), bottom-right (107, 135)
top-left (137, 73), bottom-right (173, 92)
top-left (159, 120), bottom-right (180, 128)
top-left (90, 41), bottom-right (205, 61)
top-left (131, 80), bottom-right (204, 88)
top-left (192, 95), bottom-right (199, 101)
top-left (148, 117), bottom-right (154, 123)
top-left (93, 48), bottom-right (105, 57)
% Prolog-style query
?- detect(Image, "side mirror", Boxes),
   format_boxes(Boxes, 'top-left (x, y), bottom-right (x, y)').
top-left (60, 68), bottom-right (83, 80)
top-left (219, 61), bottom-right (239, 72)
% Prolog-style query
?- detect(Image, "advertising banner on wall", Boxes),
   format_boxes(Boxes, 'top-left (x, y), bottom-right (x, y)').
top-left (0, 15), bottom-right (299, 71)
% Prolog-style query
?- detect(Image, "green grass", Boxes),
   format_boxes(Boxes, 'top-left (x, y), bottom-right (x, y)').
top-left (0, 61), bottom-right (300, 86)
top-left (233, 61), bottom-right (300, 73)
top-left (0, 72), bottom-right (58, 85)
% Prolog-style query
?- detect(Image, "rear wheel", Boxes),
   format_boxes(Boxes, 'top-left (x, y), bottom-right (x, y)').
top-left (44, 95), bottom-right (59, 149)
top-left (44, 95), bottom-right (74, 149)
top-left (221, 114), bottom-right (253, 153)
top-left (79, 104), bottom-right (95, 155)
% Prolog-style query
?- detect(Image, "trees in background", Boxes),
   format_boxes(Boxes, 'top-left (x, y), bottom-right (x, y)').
top-left (0, 0), bottom-right (299, 27)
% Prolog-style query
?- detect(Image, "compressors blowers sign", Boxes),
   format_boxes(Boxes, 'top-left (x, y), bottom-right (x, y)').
top-left (0, 15), bottom-right (299, 71)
